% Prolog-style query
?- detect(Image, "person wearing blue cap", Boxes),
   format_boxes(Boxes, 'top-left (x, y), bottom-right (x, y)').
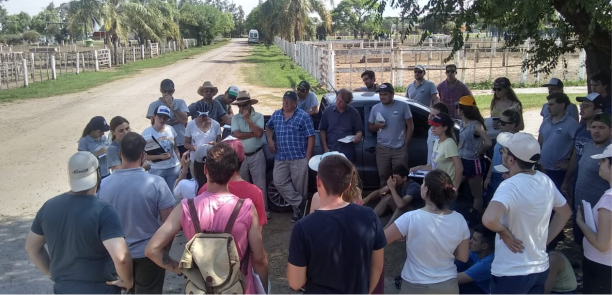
top-left (78, 116), bottom-right (111, 178)
top-left (266, 90), bottom-right (315, 222)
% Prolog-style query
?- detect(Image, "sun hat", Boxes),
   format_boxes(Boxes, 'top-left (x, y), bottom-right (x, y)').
top-left (68, 151), bottom-right (99, 191)
top-left (197, 81), bottom-right (219, 97)
top-left (308, 151), bottom-right (347, 171)
top-left (193, 144), bottom-right (213, 163)
top-left (232, 90), bottom-right (259, 105)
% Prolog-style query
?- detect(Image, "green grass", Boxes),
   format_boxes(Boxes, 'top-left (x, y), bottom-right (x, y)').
top-left (474, 93), bottom-right (587, 110)
top-left (241, 44), bottom-right (326, 95)
top-left (0, 40), bottom-right (229, 102)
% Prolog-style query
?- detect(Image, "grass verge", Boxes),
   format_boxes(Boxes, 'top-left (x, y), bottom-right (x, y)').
top-left (0, 40), bottom-right (229, 103)
top-left (241, 44), bottom-right (326, 94)
top-left (474, 93), bottom-right (586, 110)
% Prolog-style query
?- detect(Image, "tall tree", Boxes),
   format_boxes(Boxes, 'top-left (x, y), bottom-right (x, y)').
top-left (2, 12), bottom-right (32, 35)
top-left (332, 0), bottom-right (378, 38)
top-left (65, 0), bottom-right (101, 39)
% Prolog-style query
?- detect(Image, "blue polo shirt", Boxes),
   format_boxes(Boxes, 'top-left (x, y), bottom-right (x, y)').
top-left (405, 79), bottom-right (438, 106)
top-left (455, 251), bottom-right (494, 294)
top-left (319, 105), bottom-right (364, 159)
top-left (541, 103), bottom-right (579, 121)
top-left (539, 114), bottom-right (580, 170)
top-left (266, 108), bottom-right (315, 161)
top-left (78, 135), bottom-right (110, 177)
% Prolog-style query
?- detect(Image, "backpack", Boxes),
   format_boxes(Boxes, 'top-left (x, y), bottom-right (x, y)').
top-left (179, 198), bottom-right (250, 294)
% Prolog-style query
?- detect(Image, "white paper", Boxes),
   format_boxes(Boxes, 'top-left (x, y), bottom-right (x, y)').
top-left (375, 112), bottom-right (385, 124)
top-left (582, 200), bottom-right (597, 232)
top-left (252, 269), bottom-right (271, 294)
top-left (338, 135), bottom-right (355, 143)
top-left (222, 135), bottom-right (238, 142)
top-left (408, 170), bottom-right (429, 178)
top-left (98, 153), bottom-right (106, 159)
top-left (222, 124), bottom-right (231, 129)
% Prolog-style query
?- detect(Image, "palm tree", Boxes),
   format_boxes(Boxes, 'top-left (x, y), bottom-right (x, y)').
top-left (66, 0), bottom-right (102, 39)
top-left (259, 0), bottom-right (332, 42)
top-left (289, 0), bottom-right (332, 41)
top-left (101, 0), bottom-right (129, 63)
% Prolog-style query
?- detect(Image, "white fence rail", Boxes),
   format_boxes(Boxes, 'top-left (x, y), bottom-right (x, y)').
top-left (275, 37), bottom-right (334, 90)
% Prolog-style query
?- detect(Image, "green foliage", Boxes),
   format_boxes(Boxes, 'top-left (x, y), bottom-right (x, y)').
top-left (2, 12), bottom-right (32, 35)
top-left (22, 30), bottom-right (41, 42)
top-left (179, 3), bottom-right (234, 46)
top-left (257, 0), bottom-right (332, 43)
top-left (332, 0), bottom-right (379, 38)
top-left (0, 34), bottom-right (24, 45)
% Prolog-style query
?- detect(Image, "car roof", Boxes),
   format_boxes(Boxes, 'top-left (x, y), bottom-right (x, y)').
top-left (323, 91), bottom-right (429, 112)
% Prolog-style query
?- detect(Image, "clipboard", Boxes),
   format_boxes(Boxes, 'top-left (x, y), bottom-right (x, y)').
top-left (144, 136), bottom-right (167, 162)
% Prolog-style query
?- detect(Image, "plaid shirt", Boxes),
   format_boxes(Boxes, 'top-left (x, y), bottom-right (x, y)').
top-left (266, 108), bottom-right (315, 161)
top-left (437, 79), bottom-right (472, 119)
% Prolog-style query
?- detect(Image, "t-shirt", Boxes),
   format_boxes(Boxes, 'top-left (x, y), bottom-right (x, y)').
top-left (458, 252), bottom-right (494, 293)
top-left (368, 100), bottom-right (413, 149)
top-left (406, 79), bottom-right (438, 106)
top-left (215, 95), bottom-right (231, 114)
top-left (231, 109), bottom-right (265, 154)
top-left (174, 179), bottom-right (199, 200)
top-left (426, 128), bottom-right (439, 165)
top-left (106, 141), bottom-right (121, 169)
top-left (539, 114), bottom-right (580, 170)
top-left (98, 168), bottom-right (175, 258)
top-left (490, 171), bottom-right (567, 276)
top-left (185, 120), bottom-right (221, 160)
top-left (431, 138), bottom-right (460, 181)
top-left (288, 204), bottom-right (386, 293)
top-left (541, 102), bottom-right (579, 121)
top-left (146, 98), bottom-right (189, 147)
top-left (395, 210), bottom-right (470, 284)
top-left (200, 181), bottom-right (268, 226)
top-left (574, 123), bottom-right (592, 159)
top-left (319, 105), bottom-right (364, 158)
top-left (297, 92), bottom-right (318, 113)
top-left (141, 125), bottom-right (180, 170)
top-left (574, 141), bottom-right (611, 207)
top-left (399, 179), bottom-right (423, 208)
top-left (30, 193), bottom-right (124, 294)
top-left (583, 189), bottom-right (612, 266)
top-left (437, 79), bottom-right (472, 119)
top-left (78, 135), bottom-right (110, 177)
top-left (188, 99), bottom-right (227, 124)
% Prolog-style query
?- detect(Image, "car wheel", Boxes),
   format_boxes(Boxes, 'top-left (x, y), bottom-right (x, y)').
top-left (266, 170), bottom-right (292, 213)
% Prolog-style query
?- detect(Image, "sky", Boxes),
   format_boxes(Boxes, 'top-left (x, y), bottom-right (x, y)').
top-left (6, 0), bottom-right (405, 17)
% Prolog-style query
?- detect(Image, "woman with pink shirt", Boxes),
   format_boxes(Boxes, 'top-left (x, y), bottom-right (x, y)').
top-left (576, 143), bottom-right (612, 294)
top-left (145, 143), bottom-right (269, 294)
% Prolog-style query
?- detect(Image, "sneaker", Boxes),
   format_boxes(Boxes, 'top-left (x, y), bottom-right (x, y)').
top-left (291, 209), bottom-right (302, 223)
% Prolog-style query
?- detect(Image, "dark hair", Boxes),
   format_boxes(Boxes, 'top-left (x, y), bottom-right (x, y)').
top-left (337, 88), bottom-right (354, 104)
top-left (491, 81), bottom-right (522, 113)
top-left (459, 105), bottom-right (487, 131)
top-left (120, 132), bottom-right (146, 162)
top-left (591, 71), bottom-right (611, 91)
top-left (506, 148), bottom-right (539, 170)
top-left (318, 155), bottom-right (354, 196)
top-left (205, 143), bottom-right (239, 184)
top-left (110, 116), bottom-right (130, 141)
top-left (392, 164), bottom-right (409, 179)
top-left (445, 64), bottom-right (457, 71)
top-left (593, 113), bottom-right (612, 128)
top-left (423, 169), bottom-right (456, 209)
top-left (81, 117), bottom-right (103, 139)
top-left (547, 92), bottom-right (571, 110)
top-left (501, 109), bottom-right (521, 127)
top-left (473, 224), bottom-right (496, 250)
top-left (432, 102), bottom-right (449, 115)
top-left (361, 70), bottom-right (375, 79)
top-left (436, 113), bottom-right (457, 143)
top-left (193, 161), bottom-right (207, 191)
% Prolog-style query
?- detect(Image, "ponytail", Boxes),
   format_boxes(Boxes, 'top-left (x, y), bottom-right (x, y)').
top-left (424, 169), bottom-right (457, 210)
top-left (81, 123), bottom-right (93, 140)
top-left (343, 165), bottom-right (362, 204)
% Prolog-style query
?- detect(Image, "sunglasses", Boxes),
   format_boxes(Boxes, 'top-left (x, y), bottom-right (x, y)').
top-left (297, 88), bottom-right (307, 92)
top-left (499, 120), bottom-right (512, 126)
top-left (414, 70), bottom-right (424, 74)
top-left (228, 95), bottom-right (237, 100)
top-left (493, 88), bottom-right (503, 91)
top-left (579, 103), bottom-right (592, 109)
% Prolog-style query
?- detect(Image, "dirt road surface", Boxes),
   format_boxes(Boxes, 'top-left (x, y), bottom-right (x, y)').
top-left (0, 38), bottom-right (565, 293)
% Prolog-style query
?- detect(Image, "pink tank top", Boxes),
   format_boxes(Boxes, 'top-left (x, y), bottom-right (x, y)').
top-left (180, 192), bottom-right (256, 294)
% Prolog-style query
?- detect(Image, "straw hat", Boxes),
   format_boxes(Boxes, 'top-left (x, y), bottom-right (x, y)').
top-left (197, 81), bottom-right (218, 97)
top-left (231, 90), bottom-right (259, 105)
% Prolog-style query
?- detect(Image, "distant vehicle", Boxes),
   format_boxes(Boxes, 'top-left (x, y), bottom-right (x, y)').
top-left (248, 30), bottom-right (259, 43)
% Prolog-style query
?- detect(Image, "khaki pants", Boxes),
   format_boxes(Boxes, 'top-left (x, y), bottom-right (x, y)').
top-left (240, 148), bottom-right (267, 208)
top-left (273, 158), bottom-right (308, 211)
top-left (376, 144), bottom-right (408, 188)
top-left (400, 278), bottom-right (459, 294)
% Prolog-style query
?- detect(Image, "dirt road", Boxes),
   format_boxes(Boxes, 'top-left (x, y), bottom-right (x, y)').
top-left (0, 38), bottom-right (564, 293)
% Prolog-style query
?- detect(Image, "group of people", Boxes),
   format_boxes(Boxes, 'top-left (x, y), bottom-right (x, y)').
top-left (23, 65), bottom-right (612, 294)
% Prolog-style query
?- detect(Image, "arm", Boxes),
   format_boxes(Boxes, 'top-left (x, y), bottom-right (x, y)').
top-left (144, 154), bottom-right (169, 161)
top-left (94, 147), bottom-right (108, 157)
top-left (388, 185), bottom-right (408, 209)
top-left (561, 148), bottom-right (577, 197)
top-left (410, 164), bottom-right (433, 172)
top-left (175, 153), bottom-right (190, 189)
top-left (287, 264), bottom-right (307, 291)
top-left (306, 136), bottom-right (314, 160)
top-left (454, 239), bottom-right (470, 263)
top-left (184, 136), bottom-right (196, 152)
top-left (220, 114), bottom-right (232, 126)
top-left (247, 207), bottom-right (269, 292)
top-left (482, 201), bottom-right (525, 253)
top-left (404, 118), bottom-right (414, 146)
top-left (215, 134), bottom-right (222, 143)
top-left (309, 193), bottom-right (320, 214)
top-left (232, 131), bottom-right (255, 139)
top-left (368, 122), bottom-right (383, 133)
top-left (369, 249), bottom-right (384, 294)
top-left (431, 93), bottom-right (440, 106)
top-left (172, 110), bottom-right (188, 126)
top-left (384, 224), bottom-right (404, 244)
top-left (451, 156), bottom-right (464, 188)
top-left (547, 203), bottom-right (572, 245)
top-left (457, 272), bottom-right (475, 285)
top-left (307, 106), bottom-right (318, 116)
top-left (245, 116), bottom-right (264, 138)
top-left (544, 253), bottom-right (563, 294)
top-left (475, 123), bottom-right (492, 155)
top-left (265, 128), bottom-right (276, 153)
top-left (320, 130), bottom-right (329, 152)
top-left (24, 231), bottom-right (50, 277)
top-left (577, 207), bottom-right (612, 252)
top-left (145, 206), bottom-right (183, 274)
top-left (102, 237), bottom-right (134, 290)
top-left (363, 188), bottom-right (387, 205)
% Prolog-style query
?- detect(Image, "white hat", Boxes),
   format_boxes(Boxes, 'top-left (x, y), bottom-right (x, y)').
top-left (68, 151), bottom-right (99, 191)
top-left (308, 151), bottom-right (347, 171)
top-left (227, 86), bottom-right (240, 97)
top-left (193, 144), bottom-right (213, 163)
top-left (497, 132), bottom-right (541, 163)
top-left (155, 105), bottom-right (172, 118)
top-left (494, 164), bottom-right (509, 173)
top-left (591, 144), bottom-right (612, 160)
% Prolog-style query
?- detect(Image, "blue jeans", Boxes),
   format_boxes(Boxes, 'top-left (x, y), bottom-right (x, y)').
top-left (149, 165), bottom-right (181, 193)
top-left (490, 269), bottom-right (549, 294)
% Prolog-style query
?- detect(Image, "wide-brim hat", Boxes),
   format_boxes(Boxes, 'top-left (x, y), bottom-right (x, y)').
top-left (197, 81), bottom-right (219, 97)
top-left (232, 90), bottom-right (259, 105)
top-left (308, 151), bottom-right (347, 171)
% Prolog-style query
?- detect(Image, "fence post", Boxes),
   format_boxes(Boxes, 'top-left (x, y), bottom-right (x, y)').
top-left (22, 59), bottom-right (28, 87)
top-left (429, 38), bottom-right (433, 60)
top-left (520, 38), bottom-right (530, 84)
top-left (578, 49), bottom-right (586, 81)
top-left (94, 50), bottom-right (99, 72)
top-left (51, 55), bottom-right (57, 80)
top-left (76, 52), bottom-right (80, 75)
top-left (141, 45), bottom-right (145, 60)
top-left (397, 48), bottom-right (403, 87)
top-left (122, 48), bottom-right (125, 64)
top-left (108, 51), bottom-right (112, 68)
top-left (29, 53), bottom-right (35, 80)
top-left (133, 47), bottom-right (136, 62)
top-left (173, 41), bottom-right (177, 52)
top-left (328, 43), bottom-right (335, 90)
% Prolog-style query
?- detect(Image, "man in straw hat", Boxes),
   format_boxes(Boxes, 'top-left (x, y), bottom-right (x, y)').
top-left (189, 81), bottom-right (231, 126)
top-left (231, 90), bottom-right (270, 218)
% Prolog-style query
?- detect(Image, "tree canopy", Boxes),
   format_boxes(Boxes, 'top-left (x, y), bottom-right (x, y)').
top-left (331, 0), bottom-right (378, 38)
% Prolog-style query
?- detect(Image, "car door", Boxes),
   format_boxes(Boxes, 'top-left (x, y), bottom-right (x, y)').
top-left (406, 102), bottom-right (431, 169)
top-left (362, 102), bottom-right (380, 188)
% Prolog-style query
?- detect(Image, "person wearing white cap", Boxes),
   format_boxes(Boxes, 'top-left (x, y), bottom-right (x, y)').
top-left (405, 65), bottom-right (440, 107)
top-left (482, 132), bottom-right (572, 294)
top-left (540, 78), bottom-right (579, 121)
top-left (97, 133), bottom-right (175, 293)
top-left (25, 152), bottom-right (133, 293)
top-left (575, 143), bottom-right (612, 294)
top-left (142, 105), bottom-right (181, 191)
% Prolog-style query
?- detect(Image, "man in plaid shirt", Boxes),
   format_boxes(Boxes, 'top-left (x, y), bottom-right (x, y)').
top-left (266, 91), bottom-right (316, 222)
top-left (437, 64), bottom-right (472, 119)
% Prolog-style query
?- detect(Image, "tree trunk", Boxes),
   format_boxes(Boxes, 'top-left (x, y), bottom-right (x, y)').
top-left (585, 47), bottom-right (611, 92)
top-left (353, 30), bottom-right (358, 39)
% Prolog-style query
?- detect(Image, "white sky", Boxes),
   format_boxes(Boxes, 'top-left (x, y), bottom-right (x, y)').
top-left (6, 0), bottom-right (405, 17)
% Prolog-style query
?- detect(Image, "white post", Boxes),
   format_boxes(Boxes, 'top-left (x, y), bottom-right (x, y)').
top-left (397, 48), bottom-right (403, 87)
top-left (76, 52), bottom-right (80, 75)
top-left (328, 43), bottom-right (335, 90)
top-left (51, 55), bottom-right (57, 80)
top-left (429, 38), bottom-right (433, 60)
top-left (94, 50), bottom-right (99, 72)
top-left (122, 48), bottom-right (125, 64)
top-left (22, 59), bottom-right (28, 87)
top-left (141, 45), bottom-right (145, 59)
top-left (578, 49), bottom-right (586, 81)
top-left (133, 47), bottom-right (136, 62)
top-left (173, 41), bottom-right (177, 52)
top-left (29, 53), bottom-right (35, 80)
top-left (520, 38), bottom-right (530, 84)
top-left (492, 37), bottom-right (497, 58)
top-left (107, 51), bottom-right (112, 68)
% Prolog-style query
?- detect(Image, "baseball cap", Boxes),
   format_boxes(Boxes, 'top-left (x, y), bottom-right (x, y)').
top-left (197, 111), bottom-right (209, 117)
top-left (414, 65), bottom-right (426, 72)
top-left (160, 79), bottom-right (174, 90)
top-left (88, 116), bottom-right (110, 132)
top-left (497, 132), bottom-right (541, 163)
top-left (591, 144), bottom-right (612, 159)
top-left (308, 151), bottom-right (347, 171)
top-left (494, 165), bottom-right (509, 173)
top-left (593, 113), bottom-right (611, 127)
top-left (576, 93), bottom-right (608, 110)
top-left (193, 144), bottom-right (213, 163)
top-left (376, 83), bottom-right (395, 93)
top-left (68, 151), bottom-right (99, 191)
top-left (223, 139), bottom-right (245, 162)
top-left (227, 86), bottom-right (239, 98)
top-left (154, 105), bottom-right (172, 118)
top-left (297, 81), bottom-right (311, 90)
top-left (428, 113), bottom-right (454, 127)
top-left (283, 91), bottom-right (298, 101)
top-left (542, 78), bottom-right (563, 88)
top-left (493, 77), bottom-right (511, 88)
top-left (455, 95), bottom-right (477, 106)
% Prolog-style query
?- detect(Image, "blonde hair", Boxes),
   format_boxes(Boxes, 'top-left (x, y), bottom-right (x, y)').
top-left (343, 165), bottom-right (362, 204)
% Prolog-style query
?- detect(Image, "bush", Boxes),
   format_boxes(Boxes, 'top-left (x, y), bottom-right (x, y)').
top-left (0, 34), bottom-right (24, 45)
top-left (23, 31), bottom-right (41, 43)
